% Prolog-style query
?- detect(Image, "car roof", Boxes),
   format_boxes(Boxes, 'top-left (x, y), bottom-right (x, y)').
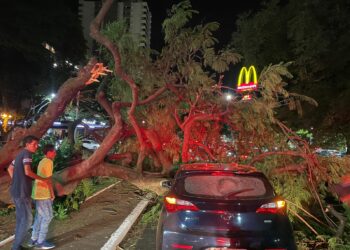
top-left (178, 163), bottom-right (258, 174)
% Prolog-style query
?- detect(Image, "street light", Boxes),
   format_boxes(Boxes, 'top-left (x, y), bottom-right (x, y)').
top-left (1, 113), bottom-right (13, 132)
top-left (1, 113), bottom-right (12, 119)
top-left (225, 93), bottom-right (233, 101)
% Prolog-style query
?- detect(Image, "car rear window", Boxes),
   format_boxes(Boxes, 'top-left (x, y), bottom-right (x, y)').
top-left (181, 174), bottom-right (268, 199)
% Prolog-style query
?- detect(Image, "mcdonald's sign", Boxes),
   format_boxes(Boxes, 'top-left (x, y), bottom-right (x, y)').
top-left (236, 66), bottom-right (258, 93)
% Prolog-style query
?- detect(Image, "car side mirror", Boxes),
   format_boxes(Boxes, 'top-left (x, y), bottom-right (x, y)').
top-left (160, 180), bottom-right (172, 189)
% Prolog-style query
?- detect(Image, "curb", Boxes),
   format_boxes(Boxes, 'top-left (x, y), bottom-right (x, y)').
top-left (100, 199), bottom-right (150, 250)
top-left (0, 181), bottom-right (120, 248)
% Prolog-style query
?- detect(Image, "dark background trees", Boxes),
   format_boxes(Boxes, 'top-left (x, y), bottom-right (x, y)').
top-left (231, 0), bottom-right (350, 150)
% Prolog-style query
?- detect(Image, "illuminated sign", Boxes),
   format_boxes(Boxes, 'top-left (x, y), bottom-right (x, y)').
top-left (236, 66), bottom-right (258, 93)
top-left (241, 94), bottom-right (252, 101)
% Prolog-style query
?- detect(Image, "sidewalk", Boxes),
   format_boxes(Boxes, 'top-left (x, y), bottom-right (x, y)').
top-left (1, 180), bottom-right (142, 250)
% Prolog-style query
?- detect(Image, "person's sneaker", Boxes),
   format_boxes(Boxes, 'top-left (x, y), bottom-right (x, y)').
top-left (24, 238), bottom-right (37, 248)
top-left (35, 241), bottom-right (55, 249)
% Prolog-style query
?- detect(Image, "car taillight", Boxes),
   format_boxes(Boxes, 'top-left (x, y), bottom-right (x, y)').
top-left (256, 200), bottom-right (286, 214)
top-left (171, 243), bottom-right (193, 249)
top-left (164, 196), bottom-right (199, 213)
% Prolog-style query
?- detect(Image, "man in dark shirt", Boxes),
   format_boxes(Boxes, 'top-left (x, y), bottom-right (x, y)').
top-left (7, 135), bottom-right (51, 250)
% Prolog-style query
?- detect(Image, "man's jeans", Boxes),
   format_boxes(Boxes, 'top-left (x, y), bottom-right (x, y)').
top-left (12, 197), bottom-right (32, 250)
top-left (31, 199), bottom-right (53, 244)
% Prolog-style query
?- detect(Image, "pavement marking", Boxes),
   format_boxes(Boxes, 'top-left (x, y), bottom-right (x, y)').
top-left (101, 199), bottom-right (150, 250)
top-left (85, 181), bottom-right (120, 201)
top-left (0, 180), bottom-right (121, 247)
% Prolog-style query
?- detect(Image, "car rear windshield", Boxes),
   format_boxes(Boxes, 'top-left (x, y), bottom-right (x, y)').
top-left (178, 173), bottom-right (270, 200)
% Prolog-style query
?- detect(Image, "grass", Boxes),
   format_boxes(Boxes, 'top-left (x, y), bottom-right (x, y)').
top-left (90, 176), bottom-right (120, 193)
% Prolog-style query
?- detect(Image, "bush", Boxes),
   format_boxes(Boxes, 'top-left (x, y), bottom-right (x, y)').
top-left (53, 179), bottom-right (94, 220)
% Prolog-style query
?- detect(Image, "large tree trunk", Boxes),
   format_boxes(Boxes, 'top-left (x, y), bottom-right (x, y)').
top-left (144, 129), bottom-right (173, 175)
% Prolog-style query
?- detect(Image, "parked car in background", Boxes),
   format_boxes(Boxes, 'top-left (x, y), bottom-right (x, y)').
top-left (82, 139), bottom-right (100, 150)
top-left (157, 163), bottom-right (296, 250)
top-left (314, 148), bottom-right (346, 157)
top-left (54, 139), bottom-right (63, 149)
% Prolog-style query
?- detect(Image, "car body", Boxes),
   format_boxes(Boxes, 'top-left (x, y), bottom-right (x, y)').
top-left (314, 148), bottom-right (346, 157)
top-left (82, 139), bottom-right (100, 150)
top-left (157, 163), bottom-right (296, 250)
top-left (54, 139), bottom-right (63, 149)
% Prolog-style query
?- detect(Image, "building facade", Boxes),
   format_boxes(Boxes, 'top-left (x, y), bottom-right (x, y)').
top-left (79, 0), bottom-right (151, 54)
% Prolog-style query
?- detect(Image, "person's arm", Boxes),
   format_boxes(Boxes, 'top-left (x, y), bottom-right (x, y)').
top-left (48, 162), bottom-right (55, 200)
top-left (49, 182), bottom-right (55, 200)
top-left (7, 163), bottom-right (14, 179)
top-left (24, 165), bottom-right (51, 184)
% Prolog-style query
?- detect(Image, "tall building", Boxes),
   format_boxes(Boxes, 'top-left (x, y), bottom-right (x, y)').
top-left (79, 0), bottom-right (152, 55)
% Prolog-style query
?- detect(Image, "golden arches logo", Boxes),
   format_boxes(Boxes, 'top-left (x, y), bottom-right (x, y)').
top-left (236, 65), bottom-right (258, 92)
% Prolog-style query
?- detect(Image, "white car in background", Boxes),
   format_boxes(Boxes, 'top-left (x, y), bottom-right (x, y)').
top-left (82, 139), bottom-right (100, 150)
top-left (314, 148), bottom-right (346, 157)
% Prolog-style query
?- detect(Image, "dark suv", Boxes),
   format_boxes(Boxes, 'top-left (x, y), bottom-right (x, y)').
top-left (156, 163), bottom-right (296, 250)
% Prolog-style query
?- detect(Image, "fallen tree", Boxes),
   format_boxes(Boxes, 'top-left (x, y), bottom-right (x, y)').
top-left (0, 0), bottom-right (349, 242)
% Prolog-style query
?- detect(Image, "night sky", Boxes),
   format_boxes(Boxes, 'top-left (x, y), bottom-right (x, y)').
top-left (147, 0), bottom-right (262, 50)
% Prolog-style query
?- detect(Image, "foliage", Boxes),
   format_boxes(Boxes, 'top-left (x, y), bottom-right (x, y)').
top-left (53, 179), bottom-right (94, 219)
top-left (100, 20), bottom-right (159, 105)
top-left (54, 138), bottom-right (76, 172)
top-left (63, 98), bottom-right (105, 122)
top-left (273, 175), bottom-right (312, 212)
top-left (52, 178), bottom-right (118, 220)
top-left (140, 199), bottom-right (162, 226)
top-left (99, 0), bottom-right (241, 166)
top-left (53, 203), bottom-right (68, 220)
top-left (296, 129), bottom-right (313, 143)
top-left (231, 0), bottom-right (350, 143)
top-left (62, 179), bottom-right (93, 211)
top-left (229, 2), bottom-right (350, 243)
top-left (0, 205), bottom-right (15, 217)
top-left (327, 237), bottom-right (350, 250)
top-left (32, 135), bottom-right (78, 173)
top-left (314, 133), bottom-right (347, 152)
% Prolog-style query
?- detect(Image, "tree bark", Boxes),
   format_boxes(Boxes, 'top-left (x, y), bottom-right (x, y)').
top-left (181, 114), bottom-right (222, 162)
top-left (144, 129), bottom-right (173, 175)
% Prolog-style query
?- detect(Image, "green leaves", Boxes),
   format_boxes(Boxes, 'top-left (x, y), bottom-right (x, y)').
top-left (205, 49), bottom-right (242, 73)
top-left (162, 0), bottom-right (198, 43)
top-left (53, 179), bottom-right (94, 219)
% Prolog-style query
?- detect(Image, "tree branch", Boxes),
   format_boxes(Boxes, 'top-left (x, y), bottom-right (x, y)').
top-left (189, 141), bottom-right (216, 161)
top-left (250, 151), bottom-right (307, 165)
top-left (96, 91), bottom-right (114, 119)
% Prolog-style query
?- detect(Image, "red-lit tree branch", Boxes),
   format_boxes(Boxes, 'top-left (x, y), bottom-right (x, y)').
top-left (189, 141), bottom-right (217, 161)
